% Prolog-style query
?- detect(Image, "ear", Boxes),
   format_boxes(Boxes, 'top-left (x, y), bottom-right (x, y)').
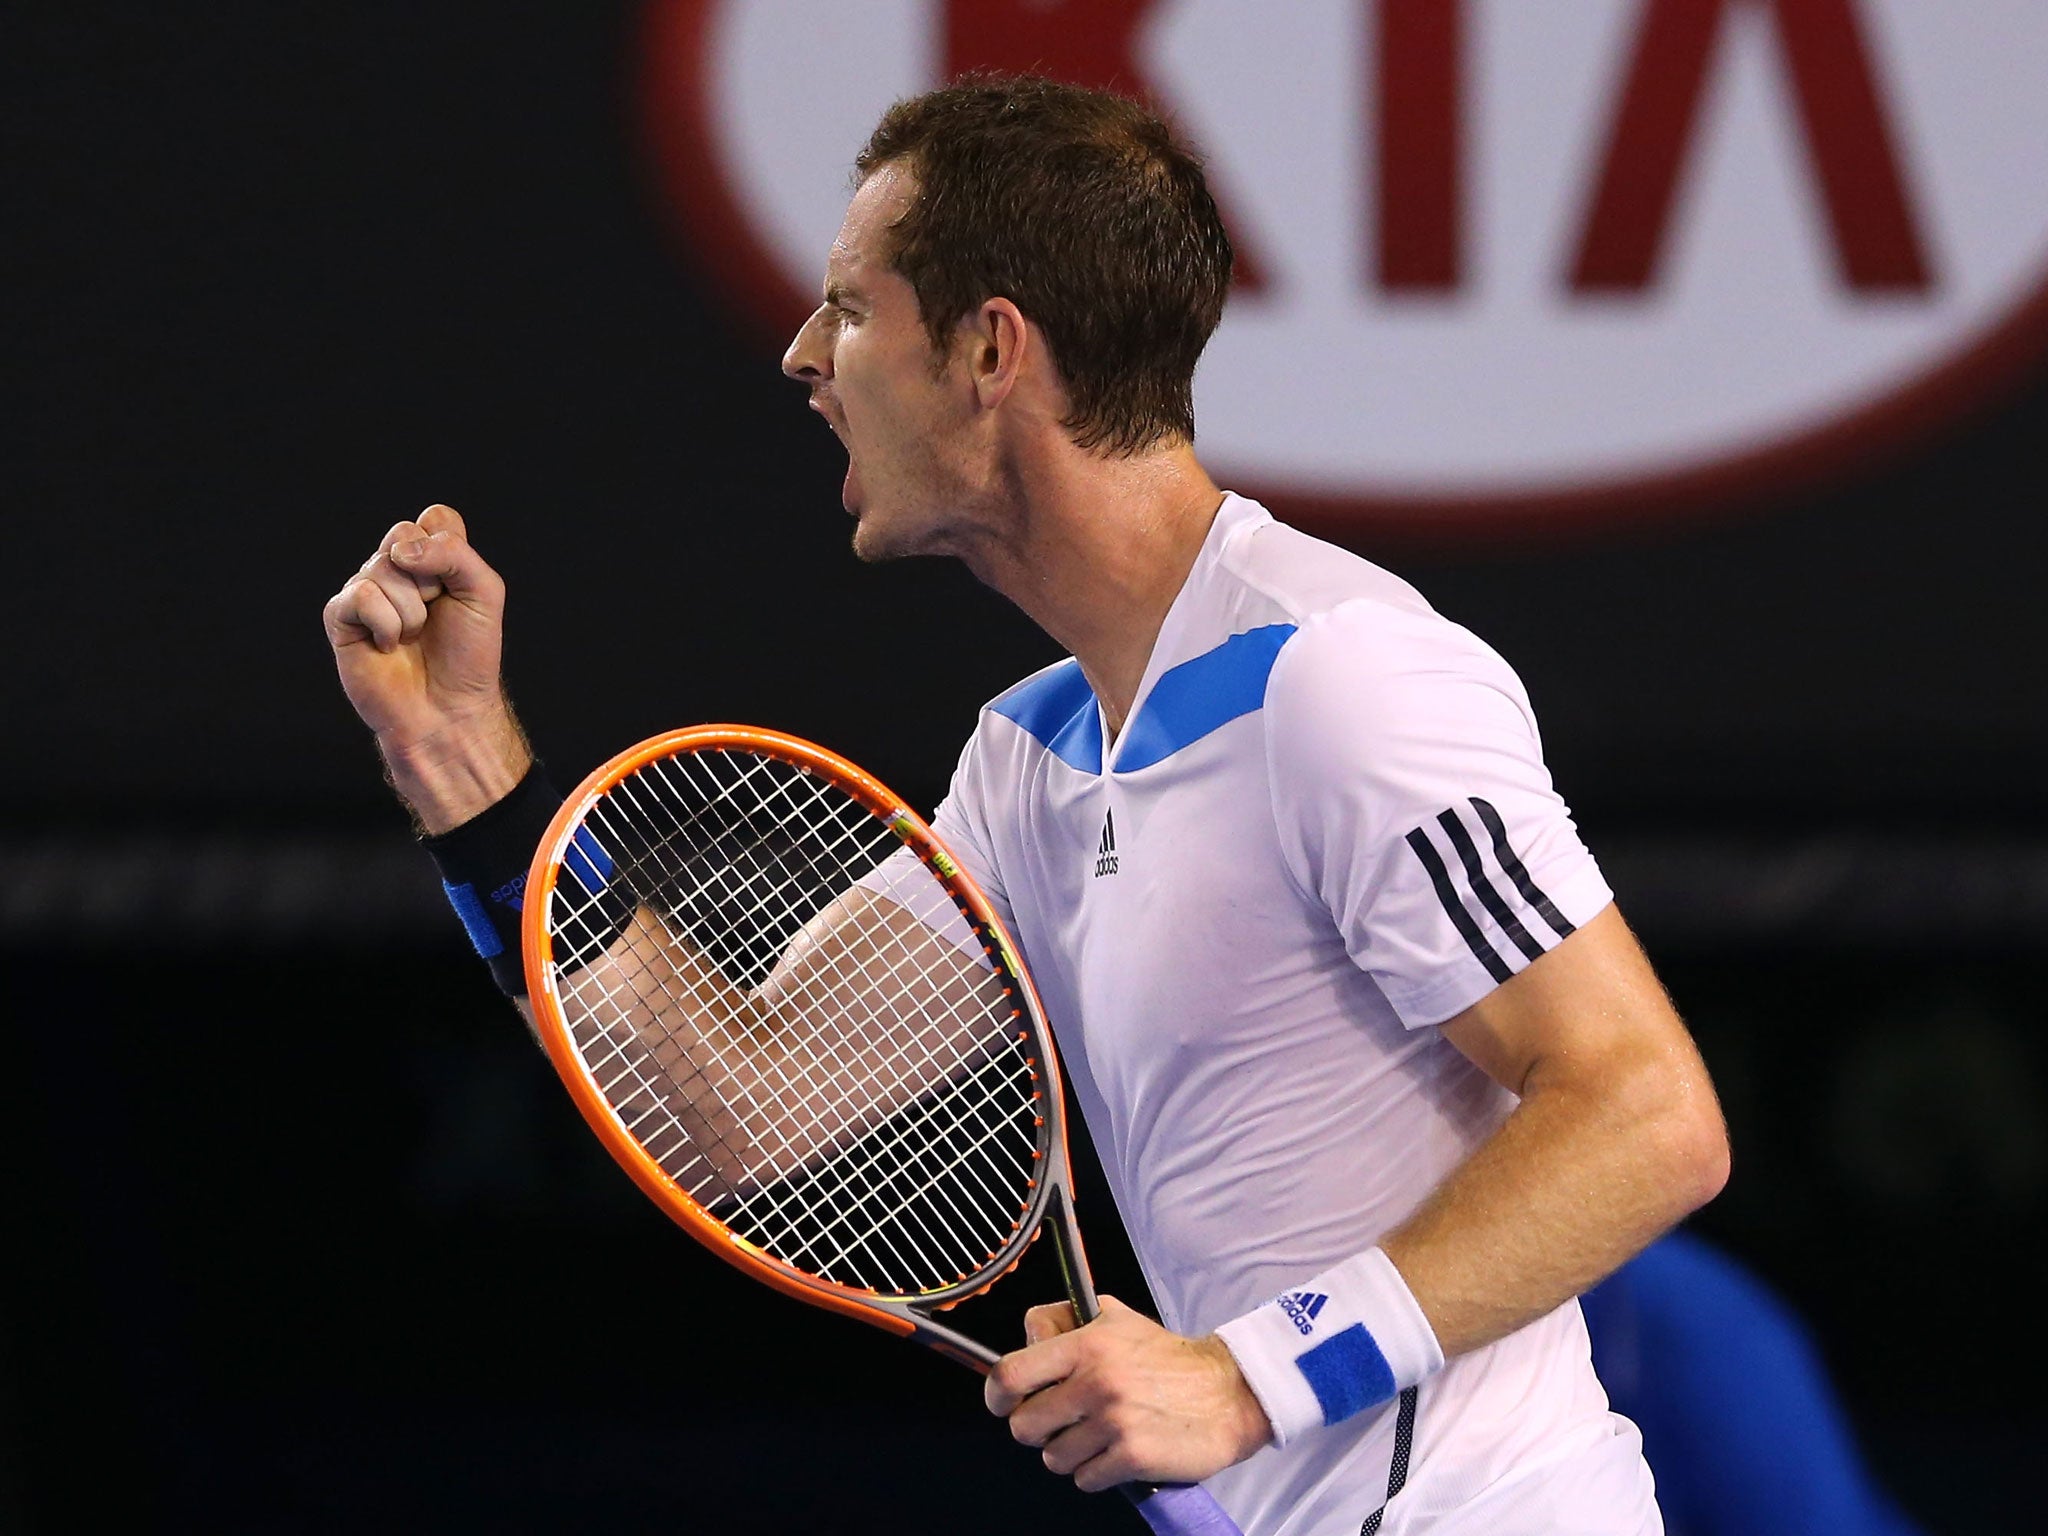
top-left (963, 296), bottom-right (1030, 411)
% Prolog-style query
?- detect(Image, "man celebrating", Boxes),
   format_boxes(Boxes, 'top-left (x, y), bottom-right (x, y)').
top-left (326, 77), bottom-right (1727, 1536)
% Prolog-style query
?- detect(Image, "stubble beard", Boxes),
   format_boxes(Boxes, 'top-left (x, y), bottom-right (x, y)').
top-left (851, 512), bottom-right (957, 565)
top-left (849, 505), bottom-right (923, 564)
top-left (845, 434), bottom-right (986, 566)
top-left (847, 469), bottom-right (964, 565)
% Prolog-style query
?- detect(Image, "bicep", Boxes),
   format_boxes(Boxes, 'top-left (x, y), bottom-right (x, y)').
top-left (759, 886), bottom-right (1007, 1046)
top-left (1437, 903), bottom-right (1708, 1107)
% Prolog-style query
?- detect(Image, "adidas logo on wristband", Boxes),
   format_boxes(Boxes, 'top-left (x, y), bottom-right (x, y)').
top-left (1214, 1247), bottom-right (1445, 1447)
top-left (1279, 1290), bottom-right (1328, 1335)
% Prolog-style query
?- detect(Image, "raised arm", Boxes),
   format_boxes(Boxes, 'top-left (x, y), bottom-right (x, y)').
top-left (323, 507), bottom-right (999, 1208)
top-left (321, 504), bottom-right (530, 834)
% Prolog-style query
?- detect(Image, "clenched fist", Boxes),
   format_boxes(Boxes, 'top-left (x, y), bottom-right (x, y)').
top-left (322, 504), bottom-right (529, 832)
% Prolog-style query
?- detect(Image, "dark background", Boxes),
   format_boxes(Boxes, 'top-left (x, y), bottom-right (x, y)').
top-left (4, 4), bottom-right (2043, 1532)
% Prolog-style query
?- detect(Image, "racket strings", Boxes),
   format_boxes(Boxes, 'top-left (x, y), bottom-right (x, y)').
top-left (655, 760), bottom-right (1046, 1291)
top-left (559, 766), bottom-right (901, 1193)
top-left (691, 901), bottom-right (1042, 1289)
top-left (582, 805), bottom-right (1037, 1292)
top-left (542, 747), bottom-right (1044, 1296)
top-left (622, 754), bottom-right (1001, 1174)
top-left (743, 1042), bottom-right (1040, 1286)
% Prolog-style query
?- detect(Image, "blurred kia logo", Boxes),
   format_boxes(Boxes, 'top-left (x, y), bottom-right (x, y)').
top-left (643, 1), bottom-right (2048, 541)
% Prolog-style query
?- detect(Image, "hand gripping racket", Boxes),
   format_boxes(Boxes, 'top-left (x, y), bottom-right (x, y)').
top-left (520, 725), bottom-right (1244, 1536)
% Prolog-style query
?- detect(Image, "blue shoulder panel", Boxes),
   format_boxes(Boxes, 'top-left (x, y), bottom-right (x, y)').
top-left (990, 659), bottom-right (1103, 773)
top-left (1116, 623), bottom-right (1297, 773)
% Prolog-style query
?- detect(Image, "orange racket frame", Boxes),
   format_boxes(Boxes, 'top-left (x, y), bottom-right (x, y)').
top-left (518, 724), bottom-right (1098, 1374)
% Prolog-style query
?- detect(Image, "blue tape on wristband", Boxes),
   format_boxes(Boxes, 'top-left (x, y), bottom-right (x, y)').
top-left (564, 825), bottom-right (615, 889)
top-left (420, 762), bottom-right (573, 998)
top-left (1297, 1323), bottom-right (1397, 1425)
top-left (443, 880), bottom-right (506, 959)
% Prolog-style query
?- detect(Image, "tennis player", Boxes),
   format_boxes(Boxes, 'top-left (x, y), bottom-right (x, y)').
top-left (325, 76), bottom-right (1727, 1536)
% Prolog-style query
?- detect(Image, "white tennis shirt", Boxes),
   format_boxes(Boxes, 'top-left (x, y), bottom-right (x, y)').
top-left (925, 494), bottom-right (1656, 1535)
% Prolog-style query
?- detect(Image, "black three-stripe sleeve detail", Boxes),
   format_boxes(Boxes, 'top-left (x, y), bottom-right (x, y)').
top-left (1405, 829), bottom-right (1512, 983)
top-left (1468, 797), bottom-right (1575, 940)
top-left (1436, 809), bottom-right (1546, 962)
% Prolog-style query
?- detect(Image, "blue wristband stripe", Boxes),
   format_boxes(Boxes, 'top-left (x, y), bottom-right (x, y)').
top-left (564, 825), bottom-right (615, 890)
top-left (443, 880), bottom-right (506, 960)
top-left (1297, 1322), bottom-right (1397, 1425)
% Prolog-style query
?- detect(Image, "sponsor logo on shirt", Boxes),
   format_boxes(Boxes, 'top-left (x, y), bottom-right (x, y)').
top-left (1094, 808), bottom-right (1119, 879)
top-left (1280, 1290), bottom-right (1328, 1336)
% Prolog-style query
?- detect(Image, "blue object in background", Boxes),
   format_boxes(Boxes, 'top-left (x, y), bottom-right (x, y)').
top-left (1583, 1231), bottom-right (1925, 1536)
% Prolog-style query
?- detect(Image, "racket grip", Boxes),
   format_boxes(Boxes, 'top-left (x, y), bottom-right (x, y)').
top-left (1123, 1481), bottom-right (1245, 1536)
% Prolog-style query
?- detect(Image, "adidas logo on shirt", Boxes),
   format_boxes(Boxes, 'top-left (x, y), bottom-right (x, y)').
top-left (1279, 1290), bottom-right (1328, 1335)
top-left (1094, 808), bottom-right (1119, 878)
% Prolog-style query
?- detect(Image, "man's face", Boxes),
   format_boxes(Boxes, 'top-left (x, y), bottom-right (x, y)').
top-left (782, 164), bottom-right (980, 562)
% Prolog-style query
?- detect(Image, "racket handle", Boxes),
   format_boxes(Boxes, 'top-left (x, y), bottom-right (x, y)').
top-left (1123, 1481), bottom-right (1245, 1536)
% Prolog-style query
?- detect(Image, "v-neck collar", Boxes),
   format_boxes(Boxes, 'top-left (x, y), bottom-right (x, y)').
top-left (1099, 492), bottom-right (1260, 775)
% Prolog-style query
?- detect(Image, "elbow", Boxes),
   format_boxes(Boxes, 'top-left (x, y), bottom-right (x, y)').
top-left (1592, 1049), bottom-right (1729, 1223)
top-left (1655, 1078), bottom-right (1731, 1220)
top-left (1681, 1101), bottom-right (1732, 1214)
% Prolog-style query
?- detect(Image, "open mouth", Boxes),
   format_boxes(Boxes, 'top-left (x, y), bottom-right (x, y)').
top-left (812, 399), bottom-right (858, 513)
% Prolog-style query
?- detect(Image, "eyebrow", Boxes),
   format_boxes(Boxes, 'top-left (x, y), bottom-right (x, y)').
top-left (824, 280), bottom-right (864, 308)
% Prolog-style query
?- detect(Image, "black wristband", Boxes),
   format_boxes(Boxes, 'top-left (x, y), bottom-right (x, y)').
top-left (423, 762), bottom-right (565, 997)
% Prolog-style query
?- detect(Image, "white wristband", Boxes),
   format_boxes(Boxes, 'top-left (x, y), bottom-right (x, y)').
top-left (1213, 1247), bottom-right (1444, 1448)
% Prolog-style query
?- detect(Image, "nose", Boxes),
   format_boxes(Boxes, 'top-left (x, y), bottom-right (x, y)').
top-left (782, 305), bottom-right (832, 383)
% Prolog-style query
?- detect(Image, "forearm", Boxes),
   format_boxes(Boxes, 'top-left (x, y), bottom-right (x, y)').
top-left (1217, 910), bottom-right (1728, 1445)
top-left (1215, 1062), bottom-right (1724, 1449)
top-left (1381, 1046), bottom-right (1728, 1357)
top-left (996, 1045), bottom-right (1726, 1482)
top-left (538, 890), bottom-right (1014, 1200)
top-left (382, 704), bottom-right (533, 835)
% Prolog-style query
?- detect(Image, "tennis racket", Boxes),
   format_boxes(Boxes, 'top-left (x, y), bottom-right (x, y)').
top-left (519, 724), bottom-right (1244, 1536)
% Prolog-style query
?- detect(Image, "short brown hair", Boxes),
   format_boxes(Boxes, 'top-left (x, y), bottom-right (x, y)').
top-left (856, 74), bottom-right (1233, 455)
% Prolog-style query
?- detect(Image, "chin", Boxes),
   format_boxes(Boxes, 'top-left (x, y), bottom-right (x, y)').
top-left (848, 485), bottom-right (965, 564)
top-left (849, 508), bottom-right (897, 563)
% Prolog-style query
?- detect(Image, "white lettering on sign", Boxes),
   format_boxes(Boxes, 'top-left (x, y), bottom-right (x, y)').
top-left (643, 0), bottom-right (2048, 537)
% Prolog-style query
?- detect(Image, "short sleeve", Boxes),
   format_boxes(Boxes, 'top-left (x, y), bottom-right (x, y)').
top-left (854, 728), bottom-right (1017, 962)
top-left (927, 730), bottom-right (1014, 932)
top-left (1264, 600), bottom-right (1612, 1029)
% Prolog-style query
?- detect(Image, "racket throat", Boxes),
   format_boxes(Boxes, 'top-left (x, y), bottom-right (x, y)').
top-left (1048, 1183), bottom-right (1103, 1326)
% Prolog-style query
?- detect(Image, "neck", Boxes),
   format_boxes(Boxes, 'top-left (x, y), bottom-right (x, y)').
top-left (957, 443), bottom-right (1224, 738)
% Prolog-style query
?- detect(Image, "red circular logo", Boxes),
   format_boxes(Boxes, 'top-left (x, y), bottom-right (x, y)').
top-left (642, 0), bottom-right (2048, 543)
